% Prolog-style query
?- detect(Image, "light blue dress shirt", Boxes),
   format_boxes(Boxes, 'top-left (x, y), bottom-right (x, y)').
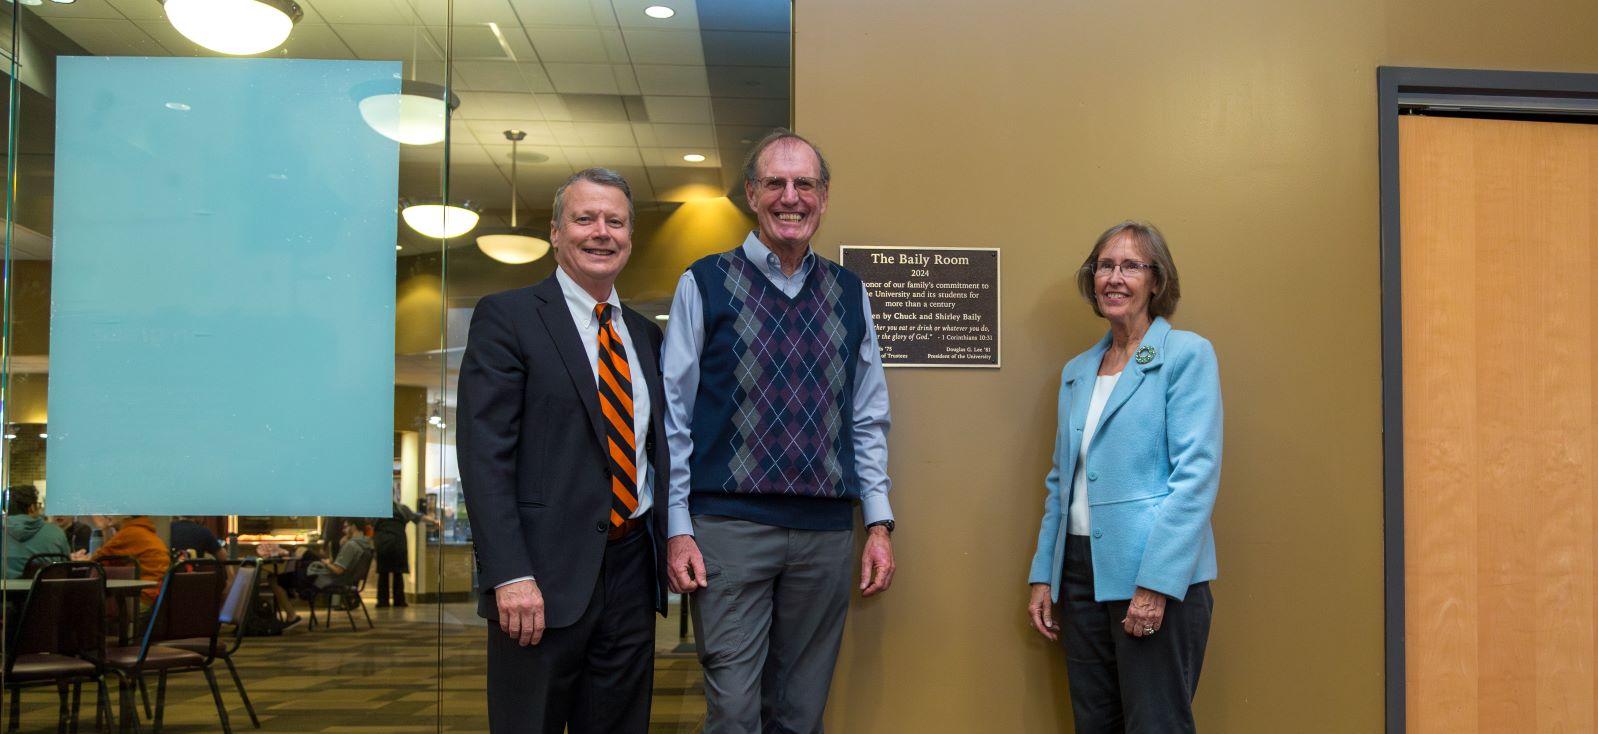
top-left (662, 232), bottom-right (894, 538)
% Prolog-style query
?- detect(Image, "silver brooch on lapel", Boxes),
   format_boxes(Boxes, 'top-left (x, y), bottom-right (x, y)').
top-left (1135, 345), bottom-right (1156, 365)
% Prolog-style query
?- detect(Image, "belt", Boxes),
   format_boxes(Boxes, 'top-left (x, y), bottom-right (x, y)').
top-left (608, 516), bottom-right (644, 542)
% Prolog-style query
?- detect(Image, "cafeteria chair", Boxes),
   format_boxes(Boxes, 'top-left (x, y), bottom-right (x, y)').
top-left (103, 558), bottom-right (230, 733)
top-left (19, 553), bottom-right (71, 581)
top-left (307, 551), bottom-right (374, 632)
top-left (3, 560), bottom-right (112, 734)
top-left (164, 559), bottom-right (261, 728)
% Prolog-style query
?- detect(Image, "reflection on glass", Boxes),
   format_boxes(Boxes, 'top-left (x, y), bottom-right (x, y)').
top-left (162, 0), bottom-right (303, 56)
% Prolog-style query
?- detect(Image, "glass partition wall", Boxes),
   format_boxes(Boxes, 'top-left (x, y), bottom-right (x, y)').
top-left (1, 1), bottom-right (790, 731)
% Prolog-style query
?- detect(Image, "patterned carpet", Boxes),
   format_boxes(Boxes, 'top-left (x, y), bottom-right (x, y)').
top-left (5, 602), bottom-right (707, 733)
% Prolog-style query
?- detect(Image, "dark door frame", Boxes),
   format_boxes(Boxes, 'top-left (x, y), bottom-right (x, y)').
top-left (1378, 66), bottom-right (1598, 734)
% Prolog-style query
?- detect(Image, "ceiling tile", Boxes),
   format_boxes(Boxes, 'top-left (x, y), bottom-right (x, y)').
top-left (706, 65), bottom-right (786, 99)
top-left (610, 0), bottom-right (701, 31)
top-left (457, 91), bottom-right (549, 120)
top-left (546, 122), bottom-right (585, 146)
top-left (650, 123), bottom-right (715, 147)
top-left (427, 24), bottom-right (523, 60)
top-left (465, 120), bottom-right (558, 146)
top-left (695, 0), bottom-right (790, 32)
top-left (335, 24), bottom-right (440, 60)
top-left (600, 29), bottom-right (631, 63)
top-left (701, 30), bottom-right (787, 67)
top-left (545, 63), bottom-right (621, 95)
top-left (105, 0), bottom-right (169, 20)
top-left (526, 27), bottom-right (610, 63)
top-left (32, 1), bottom-right (124, 20)
top-left (405, 0), bottom-right (524, 26)
top-left (710, 97), bottom-right (785, 126)
top-left (646, 166), bottom-right (725, 201)
top-left (561, 94), bottom-right (632, 122)
top-left (508, 0), bottom-right (598, 26)
top-left (481, 144), bottom-right (572, 171)
top-left (305, 0), bottom-right (423, 25)
top-left (534, 94), bottom-right (572, 121)
top-left (642, 95), bottom-right (712, 124)
top-left (278, 24), bottom-right (359, 59)
top-left (613, 65), bottom-right (642, 96)
top-left (451, 61), bottom-right (553, 93)
top-left (574, 146), bottom-right (644, 168)
top-left (630, 123), bottom-right (659, 148)
top-left (575, 122), bottom-right (639, 147)
top-left (44, 18), bottom-right (168, 56)
top-left (619, 29), bottom-right (704, 66)
top-left (634, 64), bottom-right (710, 96)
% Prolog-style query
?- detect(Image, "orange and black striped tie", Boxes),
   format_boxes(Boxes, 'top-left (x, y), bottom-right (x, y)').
top-left (594, 303), bottom-right (639, 527)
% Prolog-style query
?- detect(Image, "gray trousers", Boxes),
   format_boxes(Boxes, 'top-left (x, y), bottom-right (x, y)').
top-left (690, 515), bottom-right (854, 734)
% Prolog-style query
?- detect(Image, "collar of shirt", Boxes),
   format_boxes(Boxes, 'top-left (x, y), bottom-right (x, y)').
top-left (741, 231), bottom-right (816, 281)
top-left (554, 265), bottom-right (622, 329)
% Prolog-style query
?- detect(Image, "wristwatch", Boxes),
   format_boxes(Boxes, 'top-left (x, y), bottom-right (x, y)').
top-left (866, 519), bottom-right (895, 534)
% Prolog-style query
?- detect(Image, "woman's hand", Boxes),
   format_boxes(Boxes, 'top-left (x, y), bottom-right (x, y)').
top-left (1028, 583), bottom-right (1059, 641)
top-left (1122, 586), bottom-right (1167, 638)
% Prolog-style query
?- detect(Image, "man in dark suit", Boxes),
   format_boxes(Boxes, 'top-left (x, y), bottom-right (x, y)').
top-left (458, 167), bottom-right (669, 734)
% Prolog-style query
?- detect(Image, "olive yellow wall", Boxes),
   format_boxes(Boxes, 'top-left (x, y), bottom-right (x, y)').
top-left (793, 1), bottom-right (1598, 731)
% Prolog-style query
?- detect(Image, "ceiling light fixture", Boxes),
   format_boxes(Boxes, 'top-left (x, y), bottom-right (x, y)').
top-left (644, 5), bottom-right (675, 19)
top-left (682, 153), bottom-right (706, 162)
top-left (359, 80), bottom-right (460, 146)
top-left (476, 130), bottom-right (552, 265)
top-left (4, 0), bottom-right (44, 7)
top-left (160, 0), bottom-right (303, 56)
top-left (401, 200), bottom-right (480, 239)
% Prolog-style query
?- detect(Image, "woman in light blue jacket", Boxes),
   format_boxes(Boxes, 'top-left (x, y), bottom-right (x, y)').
top-left (1027, 221), bottom-right (1222, 733)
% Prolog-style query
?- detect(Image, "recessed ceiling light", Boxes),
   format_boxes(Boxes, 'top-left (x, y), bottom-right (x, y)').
top-left (395, 245), bottom-right (402, 251)
top-left (644, 5), bottom-right (674, 19)
top-left (682, 153), bottom-right (706, 162)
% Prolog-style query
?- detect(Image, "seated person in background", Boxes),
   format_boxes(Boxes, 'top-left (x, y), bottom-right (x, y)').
top-left (279, 520), bottom-right (372, 601)
top-left (73, 515), bottom-right (171, 606)
top-left (51, 515), bottom-right (93, 554)
top-left (170, 516), bottom-right (229, 560)
top-left (4, 485), bottom-right (72, 578)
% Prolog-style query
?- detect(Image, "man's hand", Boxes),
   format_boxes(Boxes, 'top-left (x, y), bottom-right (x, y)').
top-left (666, 535), bottom-right (707, 593)
top-left (495, 579), bottom-right (545, 646)
top-left (1028, 583), bottom-right (1059, 641)
top-left (859, 526), bottom-right (895, 597)
top-left (70, 550), bottom-right (89, 561)
top-left (1121, 586), bottom-right (1167, 638)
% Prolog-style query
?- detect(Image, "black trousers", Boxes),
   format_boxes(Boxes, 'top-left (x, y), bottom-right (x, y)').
top-left (376, 571), bottom-right (406, 606)
top-left (1060, 535), bottom-right (1213, 734)
top-left (486, 528), bottom-right (655, 734)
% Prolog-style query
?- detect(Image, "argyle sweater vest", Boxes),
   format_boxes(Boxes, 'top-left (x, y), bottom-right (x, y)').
top-left (687, 246), bottom-right (867, 530)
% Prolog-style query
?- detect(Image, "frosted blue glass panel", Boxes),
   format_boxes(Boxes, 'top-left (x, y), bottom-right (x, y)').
top-left (46, 57), bottom-right (402, 517)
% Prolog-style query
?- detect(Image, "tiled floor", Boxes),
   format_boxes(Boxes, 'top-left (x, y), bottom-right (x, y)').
top-left (5, 598), bottom-right (707, 733)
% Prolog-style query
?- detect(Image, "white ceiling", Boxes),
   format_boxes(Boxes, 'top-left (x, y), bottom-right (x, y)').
top-left (22, 0), bottom-right (788, 241)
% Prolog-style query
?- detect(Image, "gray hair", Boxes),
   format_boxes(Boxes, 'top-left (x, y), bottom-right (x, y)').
top-left (1075, 220), bottom-right (1182, 319)
top-left (742, 129), bottom-right (831, 189)
top-left (551, 167), bottom-right (634, 229)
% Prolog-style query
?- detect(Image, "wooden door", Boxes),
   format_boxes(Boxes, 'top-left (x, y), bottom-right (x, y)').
top-left (1402, 115), bottom-right (1598, 733)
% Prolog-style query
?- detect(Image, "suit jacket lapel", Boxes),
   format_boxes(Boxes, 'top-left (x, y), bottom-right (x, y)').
top-left (533, 275), bottom-right (607, 454)
top-left (1066, 334), bottom-right (1112, 464)
top-left (1092, 317), bottom-right (1172, 434)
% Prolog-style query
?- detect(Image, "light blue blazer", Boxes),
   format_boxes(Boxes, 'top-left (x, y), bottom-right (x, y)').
top-left (1028, 317), bottom-right (1223, 602)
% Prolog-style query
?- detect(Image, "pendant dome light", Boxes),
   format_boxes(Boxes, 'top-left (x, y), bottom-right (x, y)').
top-left (476, 130), bottom-right (552, 265)
top-left (359, 80), bottom-right (460, 146)
top-left (161, 0), bottom-right (303, 56)
top-left (401, 200), bottom-right (480, 240)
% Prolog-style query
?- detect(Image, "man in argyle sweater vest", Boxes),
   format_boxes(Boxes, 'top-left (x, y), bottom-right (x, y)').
top-left (662, 130), bottom-right (897, 733)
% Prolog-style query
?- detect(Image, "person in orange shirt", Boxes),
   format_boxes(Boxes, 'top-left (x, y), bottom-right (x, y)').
top-left (73, 515), bottom-right (170, 605)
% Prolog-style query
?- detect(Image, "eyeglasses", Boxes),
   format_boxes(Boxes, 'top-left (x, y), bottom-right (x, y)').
top-left (1088, 260), bottom-right (1155, 279)
top-left (757, 176), bottom-right (822, 193)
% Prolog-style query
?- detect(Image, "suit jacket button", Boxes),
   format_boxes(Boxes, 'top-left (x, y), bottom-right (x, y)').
top-left (595, 521), bottom-right (607, 533)
top-left (1087, 471), bottom-right (1098, 481)
top-left (1092, 530), bottom-right (1102, 539)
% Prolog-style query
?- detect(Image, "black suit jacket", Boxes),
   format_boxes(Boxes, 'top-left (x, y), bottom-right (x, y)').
top-left (457, 274), bottom-right (670, 627)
